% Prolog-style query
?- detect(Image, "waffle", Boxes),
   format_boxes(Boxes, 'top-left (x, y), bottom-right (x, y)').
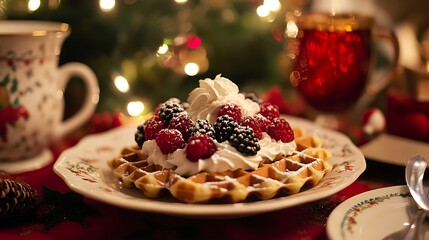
top-left (107, 127), bottom-right (332, 203)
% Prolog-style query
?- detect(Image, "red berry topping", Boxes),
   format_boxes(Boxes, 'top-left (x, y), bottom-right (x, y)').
top-left (186, 134), bottom-right (217, 162)
top-left (241, 116), bottom-right (262, 139)
top-left (263, 86), bottom-right (290, 114)
top-left (155, 129), bottom-right (186, 154)
top-left (259, 102), bottom-right (280, 121)
top-left (267, 118), bottom-right (294, 143)
top-left (144, 115), bottom-right (166, 140)
top-left (168, 113), bottom-right (195, 141)
top-left (218, 103), bottom-right (242, 122)
top-left (111, 111), bottom-right (123, 128)
top-left (254, 114), bottom-right (271, 132)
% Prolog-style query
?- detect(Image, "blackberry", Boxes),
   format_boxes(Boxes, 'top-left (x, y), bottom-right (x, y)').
top-left (192, 119), bottom-right (215, 138)
top-left (213, 115), bottom-right (239, 143)
top-left (228, 126), bottom-right (260, 156)
top-left (159, 101), bottom-right (185, 125)
top-left (134, 124), bottom-right (146, 147)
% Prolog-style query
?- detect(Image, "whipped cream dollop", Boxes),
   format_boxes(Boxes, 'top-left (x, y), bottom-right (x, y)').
top-left (139, 75), bottom-right (297, 176)
top-left (141, 140), bottom-right (174, 169)
top-left (187, 74), bottom-right (260, 124)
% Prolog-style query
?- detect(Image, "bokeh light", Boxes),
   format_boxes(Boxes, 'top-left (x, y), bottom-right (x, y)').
top-left (256, 5), bottom-right (270, 17)
top-left (263, 0), bottom-right (281, 12)
top-left (127, 101), bottom-right (145, 117)
top-left (256, 0), bottom-right (281, 22)
top-left (114, 75), bottom-right (130, 93)
top-left (186, 36), bottom-right (202, 49)
top-left (28, 0), bottom-right (40, 12)
top-left (99, 0), bottom-right (115, 12)
top-left (157, 44), bottom-right (169, 55)
top-left (184, 62), bottom-right (199, 76)
top-left (286, 20), bottom-right (298, 38)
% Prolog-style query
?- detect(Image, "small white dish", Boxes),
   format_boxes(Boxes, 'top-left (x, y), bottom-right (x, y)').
top-left (54, 116), bottom-right (366, 218)
top-left (327, 185), bottom-right (428, 240)
top-left (360, 133), bottom-right (429, 167)
top-left (0, 148), bottom-right (52, 174)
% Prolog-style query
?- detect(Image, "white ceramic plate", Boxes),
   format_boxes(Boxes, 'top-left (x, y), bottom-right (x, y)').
top-left (326, 185), bottom-right (429, 240)
top-left (54, 115), bottom-right (366, 217)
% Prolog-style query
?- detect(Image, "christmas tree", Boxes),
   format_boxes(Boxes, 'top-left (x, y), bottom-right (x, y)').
top-left (3, 0), bottom-right (293, 116)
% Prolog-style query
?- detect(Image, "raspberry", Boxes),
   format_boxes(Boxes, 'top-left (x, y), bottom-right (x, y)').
top-left (254, 114), bottom-right (271, 132)
top-left (228, 126), bottom-right (260, 156)
top-left (263, 86), bottom-right (290, 114)
top-left (155, 129), bottom-right (186, 154)
top-left (217, 103), bottom-right (242, 122)
top-left (259, 102), bottom-right (280, 121)
top-left (111, 111), bottom-right (123, 128)
top-left (213, 115), bottom-right (239, 142)
top-left (186, 134), bottom-right (217, 162)
top-left (168, 112), bottom-right (195, 141)
top-left (89, 111), bottom-right (123, 133)
top-left (134, 124), bottom-right (146, 147)
top-left (241, 116), bottom-right (262, 139)
top-left (192, 119), bottom-right (215, 138)
top-left (144, 115), bottom-right (165, 140)
top-left (267, 118), bottom-right (294, 143)
top-left (159, 101), bottom-right (185, 125)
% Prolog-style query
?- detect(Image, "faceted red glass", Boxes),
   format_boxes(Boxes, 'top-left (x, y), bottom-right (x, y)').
top-left (291, 28), bottom-right (372, 112)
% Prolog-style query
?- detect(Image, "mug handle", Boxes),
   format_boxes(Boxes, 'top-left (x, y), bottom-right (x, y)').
top-left (367, 26), bottom-right (400, 95)
top-left (355, 25), bottom-right (399, 115)
top-left (56, 62), bottom-right (99, 139)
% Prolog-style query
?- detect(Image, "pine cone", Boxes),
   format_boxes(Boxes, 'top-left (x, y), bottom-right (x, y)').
top-left (0, 179), bottom-right (37, 217)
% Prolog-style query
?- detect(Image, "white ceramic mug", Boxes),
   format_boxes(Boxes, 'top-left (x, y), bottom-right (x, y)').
top-left (0, 21), bottom-right (99, 166)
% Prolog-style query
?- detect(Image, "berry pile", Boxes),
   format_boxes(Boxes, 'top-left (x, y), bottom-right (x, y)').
top-left (134, 99), bottom-right (295, 162)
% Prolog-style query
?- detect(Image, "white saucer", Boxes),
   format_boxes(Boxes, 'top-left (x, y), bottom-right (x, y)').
top-left (326, 185), bottom-right (429, 240)
top-left (0, 149), bottom-right (53, 174)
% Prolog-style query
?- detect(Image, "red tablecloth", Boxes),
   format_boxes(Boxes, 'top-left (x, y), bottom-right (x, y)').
top-left (0, 133), bottom-right (405, 240)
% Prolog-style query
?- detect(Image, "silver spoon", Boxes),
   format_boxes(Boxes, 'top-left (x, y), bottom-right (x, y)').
top-left (384, 154), bottom-right (429, 240)
top-left (402, 154), bottom-right (428, 240)
top-left (406, 154), bottom-right (429, 211)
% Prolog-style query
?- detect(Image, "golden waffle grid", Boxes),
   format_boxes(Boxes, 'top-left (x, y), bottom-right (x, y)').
top-left (107, 127), bottom-right (333, 203)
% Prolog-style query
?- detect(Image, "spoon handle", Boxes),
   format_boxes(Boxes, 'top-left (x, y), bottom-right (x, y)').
top-left (403, 210), bottom-right (427, 240)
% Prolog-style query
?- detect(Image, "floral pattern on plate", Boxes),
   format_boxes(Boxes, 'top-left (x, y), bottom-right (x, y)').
top-left (327, 185), bottom-right (416, 240)
top-left (54, 115), bottom-right (366, 217)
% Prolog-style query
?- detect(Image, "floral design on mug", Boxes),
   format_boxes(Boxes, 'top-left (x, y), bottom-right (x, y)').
top-left (0, 72), bottom-right (29, 143)
top-left (0, 47), bottom-right (48, 143)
